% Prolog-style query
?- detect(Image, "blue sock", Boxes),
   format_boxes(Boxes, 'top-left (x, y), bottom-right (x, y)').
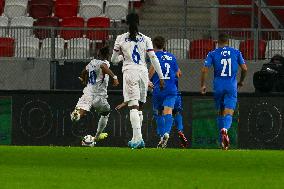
top-left (163, 114), bottom-right (173, 134)
top-left (174, 113), bottom-right (183, 132)
top-left (223, 114), bottom-right (233, 130)
top-left (217, 116), bottom-right (224, 130)
top-left (156, 115), bottom-right (165, 137)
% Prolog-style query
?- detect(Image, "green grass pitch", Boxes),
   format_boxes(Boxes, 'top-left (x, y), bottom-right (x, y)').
top-left (1, 146), bottom-right (284, 189)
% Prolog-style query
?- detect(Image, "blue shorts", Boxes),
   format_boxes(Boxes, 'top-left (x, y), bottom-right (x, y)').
top-left (214, 88), bottom-right (237, 110)
top-left (152, 94), bottom-right (177, 113)
top-left (173, 95), bottom-right (183, 112)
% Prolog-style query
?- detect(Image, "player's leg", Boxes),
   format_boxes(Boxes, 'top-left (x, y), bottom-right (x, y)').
top-left (158, 95), bottom-right (176, 148)
top-left (71, 92), bottom-right (92, 122)
top-left (152, 94), bottom-right (164, 138)
top-left (123, 70), bottom-right (144, 149)
top-left (93, 97), bottom-right (111, 142)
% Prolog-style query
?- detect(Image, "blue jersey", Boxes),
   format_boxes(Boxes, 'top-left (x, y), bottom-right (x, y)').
top-left (152, 51), bottom-right (179, 95)
top-left (204, 46), bottom-right (245, 90)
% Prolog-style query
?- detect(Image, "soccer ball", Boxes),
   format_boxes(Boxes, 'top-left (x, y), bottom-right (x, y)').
top-left (71, 108), bottom-right (80, 122)
top-left (82, 135), bottom-right (95, 147)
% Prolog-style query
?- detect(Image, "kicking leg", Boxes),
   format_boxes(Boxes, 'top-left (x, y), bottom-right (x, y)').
top-left (94, 111), bottom-right (110, 141)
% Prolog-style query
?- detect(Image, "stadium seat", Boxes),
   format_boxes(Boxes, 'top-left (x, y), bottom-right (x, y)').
top-left (228, 39), bottom-right (241, 50)
top-left (105, 0), bottom-right (129, 20)
top-left (0, 37), bottom-right (15, 57)
top-left (79, 0), bottom-right (104, 20)
top-left (166, 39), bottom-right (190, 59)
top-left (55, 0), bottom-right (79, 19)
top-left (34, 17), bottom-right (60, 40)
top-left (15, 37), bottom-right (39, 58)
top-left (29, 4), bottom-right (53, 19)
top-left (9, 16), bottom-right (34, 39)
top-left (189, 39), bottom-right (216, 59)
top-left (4, 0), bottom-right (28, 19)
top-left (0, 0), bottom-right (4, 15)
top-left (0, 15), bottom-right (8, 37)
top-left (86, 17), bottom-right (110, 41)
top-left (60, 17), bottom-right (85, 40)
top-left (29, 0), bottom-right (54, 7)
top-left (40, 38), bottom-right (65, 59)
top-left (265, 40), bottom-right (284, 59)
top-left (66, 38), bottom-right (90, 59)
top-left (239, 40), bottom-right (266, 60)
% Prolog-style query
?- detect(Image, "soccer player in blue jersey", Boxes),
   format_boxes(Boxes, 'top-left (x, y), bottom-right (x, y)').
top-left (149, 36), bottom-right (180, 148)
top-left (200, 33), bottom-right (247, 150)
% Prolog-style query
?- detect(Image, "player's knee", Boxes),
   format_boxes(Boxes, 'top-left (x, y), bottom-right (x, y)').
top-left (223, 108), bottom-right (234, 116)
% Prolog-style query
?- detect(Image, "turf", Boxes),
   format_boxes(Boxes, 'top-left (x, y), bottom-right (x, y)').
top-left (0, 146), bottom-right (284, 189)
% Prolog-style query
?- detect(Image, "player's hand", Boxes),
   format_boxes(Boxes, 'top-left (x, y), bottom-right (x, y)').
top-left (177, 69), bottom-right (182, 78)
top-left (148, 81), bottom-right (154, 89)
top-left (201, 86), bottom-right (207, 95)
top-left (78, 77), bottom-right (87, 86)
top-left (113, 79), bottom-right (119, 87)
top-left (237, 81), bottom-right (244, 90)
top-left (159, 79), bottom-right (165, 90)
top-left (115, 102), bottom-right (127, 110)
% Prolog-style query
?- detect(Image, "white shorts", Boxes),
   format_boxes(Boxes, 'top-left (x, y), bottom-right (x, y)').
top-left (123, 69), bottom-right (148, 103)
top-left (76, 91), bottom-right (110, 113)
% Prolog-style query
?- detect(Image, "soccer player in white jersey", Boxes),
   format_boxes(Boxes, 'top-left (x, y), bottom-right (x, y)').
top-left (71, 46), bottom-right (119, 147)
top-left (111, 13), bottom-right (164, 149)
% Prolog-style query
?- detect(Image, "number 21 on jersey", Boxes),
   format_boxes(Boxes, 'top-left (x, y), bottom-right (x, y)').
top-left (132, 45), bottom-right (141, 64)
top-left (221, 58), bottom-right (232, 77)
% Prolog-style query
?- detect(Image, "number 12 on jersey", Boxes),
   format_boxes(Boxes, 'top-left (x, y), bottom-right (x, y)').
top-left (221, 58), bottom-right (232, 77)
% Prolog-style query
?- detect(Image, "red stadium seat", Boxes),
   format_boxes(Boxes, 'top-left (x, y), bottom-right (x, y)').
top-left (0, 0), bottom-right (4, 15)
top-left (30, 0), bottom-right (54, 7)
top-left (86, 17), bottom-right (110, 41)
top-left (60, 17), bottom-right (84, 40)
top-left (189, 39), bottom-right (216, 59)
top-left (239, 40), bottom-right (266, 60)
top-left (34, 17), bottom-right (60, 39)
top-left (0, 37), bottom-right (15, 57)
top-left (55, 4), bottom-right (77, 19)
top-left (29, 4), bottom-right (53, 19)
top-left (55, 0), bottom-right (78, 18)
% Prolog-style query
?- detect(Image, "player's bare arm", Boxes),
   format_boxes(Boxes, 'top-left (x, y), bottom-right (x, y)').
top-left (176, 68), bottom-right (182, 78)
top-left (238, 64), bottom-right (248, 89)
top-left (78, 68), bottom-right (88, 86)
top-left (200, 66), bottom-right (209, 94)
top-left (115, 102), bottom-right (128, 110)
top-left (100, 63), bottom-right (119, 87)
top-left (147, 50), bottom-right (165, 89)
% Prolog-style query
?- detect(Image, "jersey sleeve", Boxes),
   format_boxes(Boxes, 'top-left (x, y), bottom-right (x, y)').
top-left (145, 37), bottom-right (154, 52)
top-left (113, 35), bottom-right (122, 52)
top-left (85, 61), bottom-right (93, 71)
top-left (237, 51), bottom-right (246, 65)
top-left (204, 52), bottom-right (213, 67)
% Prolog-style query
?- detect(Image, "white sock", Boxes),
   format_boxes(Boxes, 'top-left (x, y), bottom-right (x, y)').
top-left (130, 109), bottom-right (142, 142)
top-left (138, 111), bottom-right (143, 127)
top-left (94, 115), bottom-right (109, 139)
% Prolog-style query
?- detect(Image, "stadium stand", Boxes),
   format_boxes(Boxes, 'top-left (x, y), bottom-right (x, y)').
top-left (59, 16), bottom-right (84, 40)
top-left (0, 0), bottom-right (4, 15)
top-left (9, 16), bottom-right (34, 39)
top-left (55, 0), bottom-right (78, 19)
top-left (228, 39), bottom-right (241, 50)
top-left (29, 3), bottom-right (53, 19)
top-left (86, 17), bottom-right (110, 41)
top-left (105, 0), bottom-right (129, 20)
top-left (239, 39), bottom-right (266, 60)
top-left (66, 38), bottom-right (91, 59)
top-left (189, 39), bottom-right (216, 59)
top-left (33, 17), bottom-right (60, 40)
top-left (4, 0), bottom-right (28, 19)
top-left (0, 15), bottom-right (8, 37)
top-left (265, 40), bottom-right (284, 59)
top-left (79, 0), bottom-right (104, 20)
top-left (15, 36), bottom-right (39, 58)
top-left (40, 37), bottom-right (65, 59)
top-left (0, 37), bottom-right (15, 57)
top-left (166, 39), bottom-right (190, 59)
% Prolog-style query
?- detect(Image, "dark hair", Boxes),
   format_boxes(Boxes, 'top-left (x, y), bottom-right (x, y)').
top-left (153, 36), bottom-right (166, 49)
top-left (126, 13), bottom-right (139, 42)
top-left (98, 46), bottom-right (110, 60)
top-left (270, 54), bottom-right (284, 64)
top-left (218, 33), bottom-right (229, 44)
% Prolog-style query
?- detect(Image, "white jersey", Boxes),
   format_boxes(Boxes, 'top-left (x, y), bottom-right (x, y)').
top-left (84, 59), bottom-right (110, 95)
top-left (113, 32), bottom-right (154, 72)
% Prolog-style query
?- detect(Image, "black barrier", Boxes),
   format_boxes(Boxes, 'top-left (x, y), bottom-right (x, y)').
top-left (1, 90), bottom-right (284, 149)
